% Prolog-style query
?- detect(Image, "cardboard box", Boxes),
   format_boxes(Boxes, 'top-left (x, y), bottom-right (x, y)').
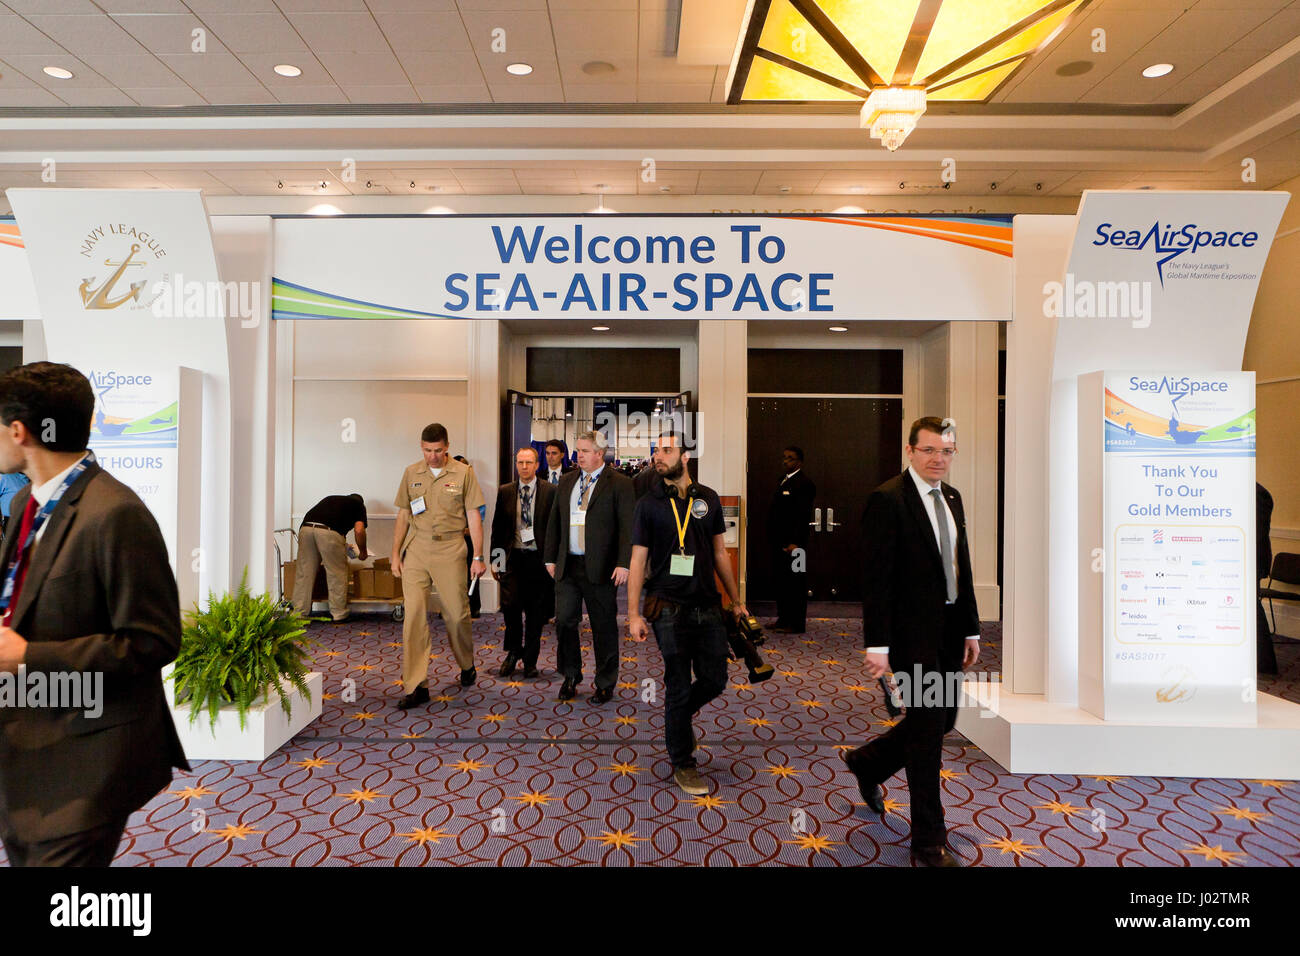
top-left (283, 562), bottom-right (332, 602)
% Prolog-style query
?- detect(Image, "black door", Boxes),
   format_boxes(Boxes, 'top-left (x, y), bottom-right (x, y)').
top-left (747, 396), bottom-right (902, 605)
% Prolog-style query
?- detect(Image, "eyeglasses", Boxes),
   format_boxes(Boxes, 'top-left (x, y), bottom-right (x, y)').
top-left (913, 446), bottom-right (956, 457)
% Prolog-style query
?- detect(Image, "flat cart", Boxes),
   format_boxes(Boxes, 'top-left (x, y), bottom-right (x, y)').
top-left (273, 527), bottom-right (404, 622)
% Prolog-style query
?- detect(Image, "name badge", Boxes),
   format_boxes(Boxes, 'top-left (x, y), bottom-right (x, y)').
top-left (521, 527), bottom-right (535, 543)
top-left (410, 495), bottom-right (427, 516)
top-left (571, 510), bottom-right (587, 527)
top-left (670, 554), bottom-right (695, 576)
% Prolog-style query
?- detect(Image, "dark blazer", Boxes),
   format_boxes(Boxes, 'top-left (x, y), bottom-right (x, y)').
top-left (860, 469), bottom-right (979, 669)
top-left (0, 462), bottom-right (189, 843)
top-left (769, 469), bottom-right (816, 549)
top-left (490, 478), bottom-right (556, 563)
top-left (544, 466), bottom-right (635, 583)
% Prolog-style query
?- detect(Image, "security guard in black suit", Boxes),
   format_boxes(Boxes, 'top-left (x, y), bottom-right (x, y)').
top-left (768, 445), bottom-right (816, 633)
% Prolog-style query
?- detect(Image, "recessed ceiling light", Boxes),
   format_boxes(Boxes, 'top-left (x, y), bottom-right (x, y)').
top-left (829, 326), bottom-right (848, 333)
top-left (43, 66), bottom-right (73, 79)
top-left (506, 62), bottom-right (533, 76)
top-left (1142, 63), bottom-right (1174, 78)
top-left (592, 325), bottom-right (611, 332)
top-left (581, 60), bottom-right (616, 76)
top-left (274, 64), bottom-right (302, 78)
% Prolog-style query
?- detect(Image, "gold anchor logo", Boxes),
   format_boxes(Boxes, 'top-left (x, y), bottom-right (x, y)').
top-left (79, 242), bottom-right (148, 310)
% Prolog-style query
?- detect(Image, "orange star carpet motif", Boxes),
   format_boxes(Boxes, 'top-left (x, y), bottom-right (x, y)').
top-left (1037, 801), bottom-right (1083, 816)
top-left (607, 761), bottom-right (642, 776)
top-left (798, 700), bottom-right (825, 709)
top-left (764, 765), bottom-right (802, 778)
top-left (845, 684), bottom-right (870, 692)
top-left (450, 759), bottom-right (487, 772)
top-left (744, 717), bottom-right (772, 726)
top-left (938, 768), bottom-right (964, 780)
top-left (400, 733), bottom-right (424, 739)
top-left (1183, 843), bottom-right (1246, 865)
top-left (1214, 806), bottom-right (1269, 822)
top-left (207, 823), bottom-right (265, 842)
top-left (401, 827), bottom-right (451, 846)
top-left (510, 791), bottom-right (555, 807)
top-left (732, 683), bottom-right (752, 691)
top-left (686, 795), bottom-right (733, 809)
top-left (482, 713), bottom-right (509, 722)
top-left (882, 799), bottom-right (908, 814)
top-left (432, 695), bottom-right (455, 702)
top-left (981, 837), bottom-right (1040, 858)
top-left (349, 712), bottom-right (377, 721)
top-left (783, 834), bottom-right (839, 853)
top-left (167, 786), bottom-right (216, 801)
top-left (291, 758), bottom-right (335, 769)
top-left (587, 829), bottom-right (647, 849)
top-left (1249, 780), bottom-right (1292, 791)
top-left (339, 788), bottom-right (383, 804)
top-left (614, 716), bottom-right (639, 725)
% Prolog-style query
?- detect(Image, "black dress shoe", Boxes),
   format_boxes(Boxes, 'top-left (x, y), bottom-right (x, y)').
top-left (460, 666), bottom-right (477, 687)
top-left (523, 664), bottom-right (540, 679)
top-left (557, 678), bottom-right (577, 701)
top-left (911, 846), bottom-right (962, 868)
top-left (397, 686), bottom-right (430, 710)
top-left (589, 686), bottom-right (613, 705)
top-left (498, 653), bottom-right (519, 678)
top-left (841, 750), bottom-right (886, 814)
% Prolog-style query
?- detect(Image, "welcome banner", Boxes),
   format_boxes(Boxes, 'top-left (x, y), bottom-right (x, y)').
top-left (272, 214), bottom-right (1014, 322)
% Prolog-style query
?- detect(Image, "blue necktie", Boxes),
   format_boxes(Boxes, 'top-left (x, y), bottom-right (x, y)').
top-left (521, 484), bottom-right (532, 527)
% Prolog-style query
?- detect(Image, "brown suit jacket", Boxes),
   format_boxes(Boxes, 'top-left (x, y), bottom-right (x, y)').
top-left (0, 460), bottom-right (189, 843)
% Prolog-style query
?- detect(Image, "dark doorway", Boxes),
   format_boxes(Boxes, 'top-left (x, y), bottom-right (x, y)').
top-left (747, 395), bottom-right (902, 607)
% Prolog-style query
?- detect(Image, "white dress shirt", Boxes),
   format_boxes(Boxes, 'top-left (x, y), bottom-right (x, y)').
top-left (30, 452), bottom-right (92, 545)
top-left (568, 464), bottom-right (604, 555)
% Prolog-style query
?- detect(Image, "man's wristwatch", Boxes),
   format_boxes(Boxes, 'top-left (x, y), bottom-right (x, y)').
top-left (473, 555), bottom-right (484, 562)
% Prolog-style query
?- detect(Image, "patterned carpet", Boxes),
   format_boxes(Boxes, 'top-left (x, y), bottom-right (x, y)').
top-left (7, 615), bottom-right (1299, 866)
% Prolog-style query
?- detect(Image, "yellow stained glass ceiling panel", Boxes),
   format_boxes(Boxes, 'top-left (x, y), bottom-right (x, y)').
top-left (926, 59), bottom-right (1023, 100)
top-left (913, 0), bottom-right (1063, 83)
top-left (758, 0), bottom-right (867, 90)
top-left (814, 0), bottom-right (921, 84)
top-left (741, 55), bottom-right (862, 101)
top-left (922, 0), bottom-right (1081, 86)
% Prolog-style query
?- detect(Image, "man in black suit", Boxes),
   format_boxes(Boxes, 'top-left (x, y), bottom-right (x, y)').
top-left (491, 446), bottom-right (556, 679)
top-left (844, 417), bottom-right (980, 868)
top-left (543, 440), bottom-right (571, 487)
top-left (768, 446), bottom-right (816, 633)
top-left (0, 362), bottom-right (188, 866)
top-left (545, 430), bottom-right (634, 703)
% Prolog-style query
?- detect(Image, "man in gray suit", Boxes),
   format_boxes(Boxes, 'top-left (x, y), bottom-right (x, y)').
top-left (0, 362), bottom-right (187, 866)
top-left (545, 430), bottom-right (634, 704)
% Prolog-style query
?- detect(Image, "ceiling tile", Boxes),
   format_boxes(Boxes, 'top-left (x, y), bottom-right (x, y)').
top-left (397, 51), bottom-right (483, 85)
top-left (271, 83), bottom-right (351, 104)
top-left (413, 82), bottom-right (492, 101)
top-left (194, 13), bottom-right (308, 54)
top-left (77, 53), bottom-right (182, 88)
top-left (198, 85), bottom-right (278, 105)
top-left (697, 170), bottom-right (761, 193)
top-left (0, 57), bottom-right (40, 88)
top-left (286, 13), bottom-right (392, 54)
top-left (112, 13), bottom-right (217, 55)
top-left (183, 0), bottom-right (278, 10)
top-left (638, 82), bottom-right (713, 102)
top-left (459, 11), bottom-right (555, 53)
top-left (237, 51), bottom-right (334, 86)
top-left (314, 51), bottom-right (410, 85)
top-left (486, 80), bottom-right (565, 101)
top-left (558, 53), bottom-right (634, 87)
top-left (158, 52), bottom-right (259, 87)
top-left (51, 86), bottom-right (139, 106)
top-left (636, 54), bottom-right (715, 85)
top-left (479, 56), bottom-right (561, 85)
top-left (0, 88), bottom-right (67, 106)
top-left (638, 4), bottom-right (680, 55)
top-left (1236, 6), bottom-right (1300, 53)
top-left (342, 84), bottom-right (420, 102)
top-left (1149, 7), bottom-right (1276, 53)
top-left (454, 0), bottom-right (548, 10)
top-left (275, 0), bottom-right (369, 11)
top-left (548, 0), bottom-right (636, 7)
top-left (372, 11), bottom-right (472, 52)
top-left (97, 1), bottom-right (190, 12)
top-left (24, 14), bottom-right (147, 56)
top-left (562, 82), bottom-right (636, 102)
top-left (1154, 46), bottom-right (1268, 104)
top-left (2, 0), bottom-right (99, 12)
top-left (0, 15), bottom-right (70, 55)
top-left (365, 0), bottom-right (458, 10)
top-left (120, 85), bottom-right (206, 105)
top-left (550, 10), bottom-right (637, 55)
top-left (2, 53), bottom-right (114, 89)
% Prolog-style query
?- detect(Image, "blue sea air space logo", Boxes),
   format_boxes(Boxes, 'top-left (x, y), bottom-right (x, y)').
top-left (1093, 221), bottom-right (1259, 286)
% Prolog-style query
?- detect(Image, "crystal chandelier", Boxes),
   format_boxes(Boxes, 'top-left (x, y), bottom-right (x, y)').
top-left (860, 87), bottom-right (927, 151)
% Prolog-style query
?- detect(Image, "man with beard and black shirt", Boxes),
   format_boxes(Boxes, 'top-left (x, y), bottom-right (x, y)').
top-left (627, 432), bottom-right (747, 796)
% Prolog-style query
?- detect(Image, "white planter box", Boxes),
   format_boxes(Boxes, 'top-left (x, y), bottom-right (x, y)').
top-left (163, 666), bottom-right (323, 761)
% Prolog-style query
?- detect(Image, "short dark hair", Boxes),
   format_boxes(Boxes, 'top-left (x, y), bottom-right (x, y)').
top-left (908, 416), bottom-right (953, 446)
top-left (349, 493), bottom-right (364, 504)
top-left (783, 445), bottom-right (803, 463)
top-left (0, 362), bottom-right (94, 452)
top-left (545, 439), bottom-right (565, 453)
top-left (421, 422), bottom-right (449, 444)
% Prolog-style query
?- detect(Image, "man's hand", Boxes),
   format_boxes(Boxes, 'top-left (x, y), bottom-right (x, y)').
top-left (963, 638), bottom-right (980, 669)
top-left (0, 626), bottom-right (27, 674)
top-left (359, 549), bottom-right (368, 560)
top-left (611, 566), bottom-right (629, 587)
top-left (864, 651), bottom-right (889, 680)
top-left (391, 554), bottom-right (403, 579)
top-left (628, 613), bottom-right (649, 641)
top-left (731, 603), bottom-right (750, 619)
top-left (546, 563), bottom-right (556, 579)
top-left (471, 558), bottom-right (487, 580)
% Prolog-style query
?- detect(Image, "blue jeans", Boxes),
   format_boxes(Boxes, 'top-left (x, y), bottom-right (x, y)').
top-left (651, 602), bottom-right (730, 769)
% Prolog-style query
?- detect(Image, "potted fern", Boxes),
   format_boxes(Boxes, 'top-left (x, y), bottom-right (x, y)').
top-left (167, 570), bottom-right (324, 761)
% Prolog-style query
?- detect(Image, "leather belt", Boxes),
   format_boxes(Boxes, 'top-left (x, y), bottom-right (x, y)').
top-left (302, 522), bottom-right (335, 532)
top-left (431, 531), bottom-right (462, 541)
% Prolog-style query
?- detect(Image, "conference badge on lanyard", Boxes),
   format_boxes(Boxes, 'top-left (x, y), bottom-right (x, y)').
top-left (669, 497), bottom-right (695, 576)
top-left (0, 452), bottom-right (94, 618)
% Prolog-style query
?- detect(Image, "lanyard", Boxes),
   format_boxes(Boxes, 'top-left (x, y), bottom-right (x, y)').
top-left (0, 453), bottom-right (93, 614)
top-left (668, 496), bottom-right (694, 555)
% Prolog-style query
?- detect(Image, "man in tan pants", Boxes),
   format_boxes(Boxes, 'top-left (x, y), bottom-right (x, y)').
top-left (293, 493), bottom-right (367, 623)
top-left (392, 422), bottom-right (487, 708)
